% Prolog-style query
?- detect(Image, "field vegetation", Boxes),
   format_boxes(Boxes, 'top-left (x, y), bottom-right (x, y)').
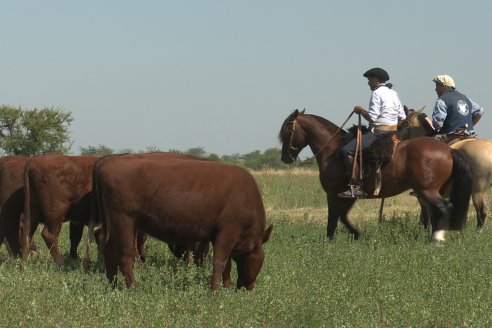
top-left (1, 169), bottom-right (491, 327)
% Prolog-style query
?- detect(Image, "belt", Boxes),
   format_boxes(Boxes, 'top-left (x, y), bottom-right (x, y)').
top-left (373, 124), bottom-right (397, 132)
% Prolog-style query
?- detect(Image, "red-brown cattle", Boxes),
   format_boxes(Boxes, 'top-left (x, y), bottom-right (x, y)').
top-left (0, 156), bottom-right (29, 256)
top-left (90, 152), bottom-right (212, 264)
top-left (21, 155), bottom-right (100, 264)
top-left (95, 157), bottom-right (272, 292)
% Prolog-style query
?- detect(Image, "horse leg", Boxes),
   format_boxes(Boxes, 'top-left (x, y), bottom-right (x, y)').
top-left (472, 192), bottom-right (487, 233)
top-left (326, 195), bottom-right (340, 240)
top-left (416, 196), bottom-right (431, 229)
top-left (419, 190), bottom-right (451, 243)
top-left (327, 194), bottom-right (358, 240)
top-left (339, 210), bottom-right (360, 240)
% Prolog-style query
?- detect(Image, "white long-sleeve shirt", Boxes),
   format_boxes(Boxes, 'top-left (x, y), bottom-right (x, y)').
top-left (367, 84), bottom-right (406, 127)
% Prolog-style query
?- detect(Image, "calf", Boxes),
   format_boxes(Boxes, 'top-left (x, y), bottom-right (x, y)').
top-left (95, 157), bottom-right (272, 291)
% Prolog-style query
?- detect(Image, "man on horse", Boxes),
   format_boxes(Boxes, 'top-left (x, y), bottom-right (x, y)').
top-left (338, 67), bottom-right (406, 199)
top-left (431, 74), bottom-right (484, 145)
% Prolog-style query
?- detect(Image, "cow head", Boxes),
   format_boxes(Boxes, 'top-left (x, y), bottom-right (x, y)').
top-left (234, 224), bottom-right (273, 290)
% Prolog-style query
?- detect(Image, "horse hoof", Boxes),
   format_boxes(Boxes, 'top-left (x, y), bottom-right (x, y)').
top-left (432, 240), bottom-right (445, 247)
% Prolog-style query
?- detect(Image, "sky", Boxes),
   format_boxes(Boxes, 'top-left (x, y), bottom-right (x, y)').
top-left (1, 1), bottom-right (491, 156)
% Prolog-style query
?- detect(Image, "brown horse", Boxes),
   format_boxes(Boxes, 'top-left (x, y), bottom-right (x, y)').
top-left (399, 108), bottom-right (492, 232)
top-left (278, 109), bottom-right (472, 242)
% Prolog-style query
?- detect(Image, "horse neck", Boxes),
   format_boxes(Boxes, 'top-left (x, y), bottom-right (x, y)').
top-left (404, 114), bottom-right (428, 139)
top-left (298, 115), bottom-right (342, 163)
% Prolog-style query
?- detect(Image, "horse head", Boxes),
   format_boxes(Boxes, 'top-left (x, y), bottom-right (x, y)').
top-left (398, 106), bottom-right (435, 140)
top-left (278, 109), bottom-right (307, 163)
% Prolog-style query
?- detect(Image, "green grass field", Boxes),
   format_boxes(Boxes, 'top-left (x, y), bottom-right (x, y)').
top-left (1, 169), bottom-right (491, 327)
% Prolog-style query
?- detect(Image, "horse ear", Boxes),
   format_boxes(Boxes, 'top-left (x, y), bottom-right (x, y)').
top-left (300, 108), bottom-right (306, 114)
top-left (404, 105), bottom-right (409, 116)
top-left (417, 106), bottom-right (426, 114)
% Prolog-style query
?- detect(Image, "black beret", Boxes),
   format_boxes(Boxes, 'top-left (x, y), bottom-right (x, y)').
top-left (363, 68), bottom-right (390, 82)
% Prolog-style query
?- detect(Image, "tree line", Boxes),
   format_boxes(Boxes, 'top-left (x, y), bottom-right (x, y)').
top-left (0, 105), bottom-right (315, 170)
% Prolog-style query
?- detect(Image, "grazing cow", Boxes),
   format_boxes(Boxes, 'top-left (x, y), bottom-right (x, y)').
top-left (95, 157), bottom-right (272, 291)
top-left (21, 155), bottom-right (100, 264)
top-left (90, 152), bottom-right (212, 264)
top-left (0, 156), bottom-right (29, 256)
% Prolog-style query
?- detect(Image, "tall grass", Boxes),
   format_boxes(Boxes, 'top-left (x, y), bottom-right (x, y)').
top-left (1, 169), bottom-right (491, 327)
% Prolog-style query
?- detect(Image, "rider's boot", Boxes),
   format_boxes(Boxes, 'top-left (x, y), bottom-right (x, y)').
top-left (338, 155), bottom-right (367, 199)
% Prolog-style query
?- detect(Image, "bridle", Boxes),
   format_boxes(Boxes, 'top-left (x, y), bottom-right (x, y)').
top-left (286, 119), bottom-right (300, 161)
top-left (284, 110), bottom-right (355, 163)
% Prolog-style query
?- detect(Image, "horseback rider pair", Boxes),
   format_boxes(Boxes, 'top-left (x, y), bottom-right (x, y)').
top-left (338, 69), bottom-right (485, 199)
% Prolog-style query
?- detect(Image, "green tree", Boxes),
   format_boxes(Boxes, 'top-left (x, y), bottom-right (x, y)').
top-left (79, 144), bottom-right (114, 156)
top-left (185, 147), bottom-right (207, 158)
top-left (0, 105), bottom-right (73, 155)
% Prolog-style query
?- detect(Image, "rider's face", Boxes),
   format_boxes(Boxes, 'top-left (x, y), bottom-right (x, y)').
top-left (434, 82), bottom-right (445, 97)
top-left (367, 77), bottom-right (380, 91)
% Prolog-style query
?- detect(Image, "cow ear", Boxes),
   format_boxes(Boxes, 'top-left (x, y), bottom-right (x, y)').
top-left (262, 224), bottom-right (273, 244)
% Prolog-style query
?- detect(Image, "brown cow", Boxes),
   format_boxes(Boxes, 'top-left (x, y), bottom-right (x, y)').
top-left (20, 155), bottom-right (100, 264)
top-left (95, 157), bottom-right (272, 292)
top-left (90, 152), bottom-right (211, 265)
top-left (0, 156), bottom-right (29, 256)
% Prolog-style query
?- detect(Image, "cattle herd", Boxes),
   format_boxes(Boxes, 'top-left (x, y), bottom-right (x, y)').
top-left (0, 153), bottom-right (273, 292)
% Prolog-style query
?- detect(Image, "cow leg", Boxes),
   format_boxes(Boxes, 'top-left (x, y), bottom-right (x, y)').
top-left (40, 223), bottom-right (64, 265)
top-left (104, 235), bottom-right (119, 288)
top-left (116, 216), bottom-right (138, 288)
top-left (69, 221), bottom-right (84, 259)
top-left (0, 212), bottom-right (15, 256)
top-left (103, 224), bottom-right (138, 288)
top-left (222, 257), bottom-right (233, 288)
top-left (135, 231), bottom-right (147, 263)
top-left (193, 241), bottom-right (210, 267)
top-left (211, 235), bottom-right (236, 292)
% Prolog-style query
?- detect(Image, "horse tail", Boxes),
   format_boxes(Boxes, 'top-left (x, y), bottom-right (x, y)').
top-left (448, 149), bottom-right (472, 230)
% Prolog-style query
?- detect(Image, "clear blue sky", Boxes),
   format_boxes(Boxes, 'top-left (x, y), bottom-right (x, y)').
top-left (1, 1), bottom-right (491, 156)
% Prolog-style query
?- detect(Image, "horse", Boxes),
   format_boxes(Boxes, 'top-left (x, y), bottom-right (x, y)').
top-left (399, 108), bottom-right (492, 232)
top-left (278, 109), bottom-right (472, 243)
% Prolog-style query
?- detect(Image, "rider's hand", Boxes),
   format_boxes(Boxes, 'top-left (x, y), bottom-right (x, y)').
top-left (353, 106), bottom-right (365, 114)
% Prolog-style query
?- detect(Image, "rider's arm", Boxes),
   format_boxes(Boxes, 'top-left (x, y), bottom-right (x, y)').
top-left (353, 106), bottom-right (374, 123)
top-left (432, 99), bottom-right (447, 132)
top-left (470, 99), bottom-right (484, 125)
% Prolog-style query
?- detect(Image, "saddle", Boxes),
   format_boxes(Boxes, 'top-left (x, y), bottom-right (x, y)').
top-left (344, 126), bottom-right (400, 196)
top-left (344, 125), bottom-right (399, 164)
top-left (435, 132), bottom-right (476, 146)
top-left (363, 133), bottom-right (399, 163)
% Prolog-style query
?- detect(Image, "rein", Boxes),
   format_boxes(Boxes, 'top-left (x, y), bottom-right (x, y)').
top-left (291, 110), bottom-right (356, 163)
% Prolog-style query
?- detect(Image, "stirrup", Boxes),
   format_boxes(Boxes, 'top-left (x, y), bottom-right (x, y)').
top-left (338, 184), bottom-right (367, 199)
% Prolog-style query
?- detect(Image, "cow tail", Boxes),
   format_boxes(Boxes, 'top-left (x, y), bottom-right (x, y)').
top-left (95, 166), bottom-right (110, 261)
top-left (448, 149), bottom-right (472, 230)
top-left (21, 164), bottom-right (32, 261)
top-left (84, 163), bottom-right (99, 261)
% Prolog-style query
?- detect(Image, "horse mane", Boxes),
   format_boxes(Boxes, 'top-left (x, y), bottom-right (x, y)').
top-left (278, 110), bottom-right (348, 143)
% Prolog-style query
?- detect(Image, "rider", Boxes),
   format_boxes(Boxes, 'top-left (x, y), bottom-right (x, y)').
top-left (431, 74), bottom-right (484, 144)
top-left (338, 67), bottom-right (406, 199)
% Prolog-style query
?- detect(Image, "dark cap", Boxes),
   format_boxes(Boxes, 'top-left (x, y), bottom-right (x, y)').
top-left (363, 68), bottom-right (390, 82)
